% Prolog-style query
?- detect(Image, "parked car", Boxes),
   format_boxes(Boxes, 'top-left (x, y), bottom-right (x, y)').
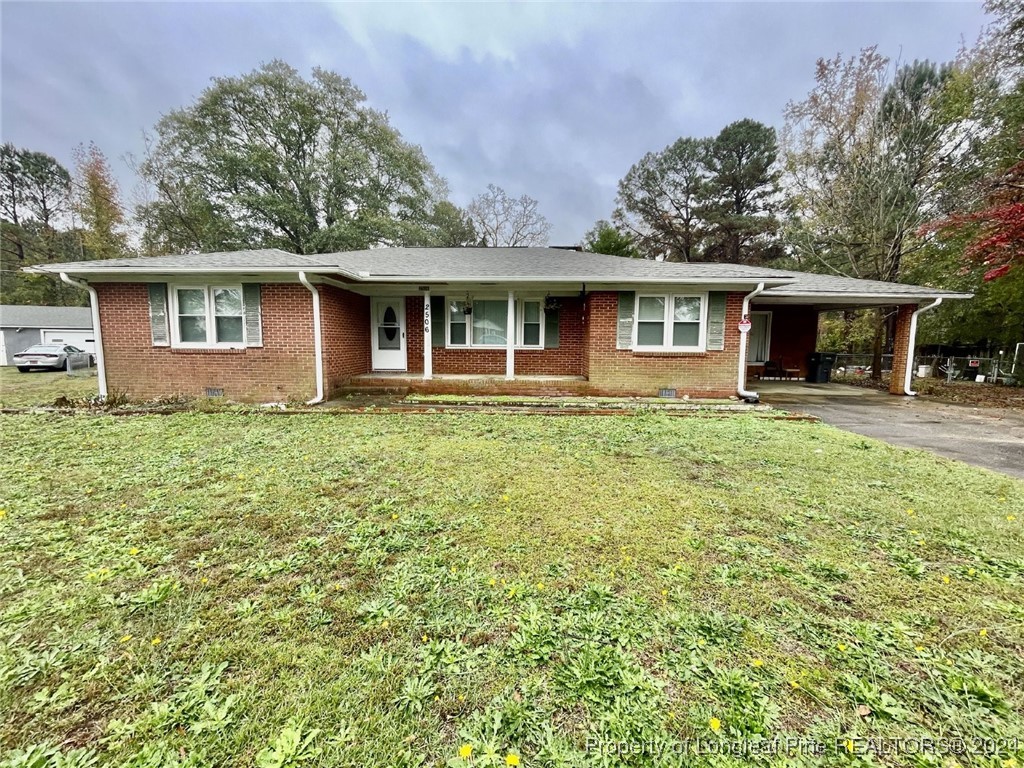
top-left (12, 344), bottom-right (90, 372)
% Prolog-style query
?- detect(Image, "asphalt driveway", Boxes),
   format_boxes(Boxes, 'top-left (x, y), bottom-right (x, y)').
top-left (761, 383), bottom-right (1024, 479)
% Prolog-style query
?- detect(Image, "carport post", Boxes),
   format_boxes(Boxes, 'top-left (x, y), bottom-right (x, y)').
top-left (889, 305), bottom-right (915, 396)
top-left (505, 290), bottom-right (515, 381)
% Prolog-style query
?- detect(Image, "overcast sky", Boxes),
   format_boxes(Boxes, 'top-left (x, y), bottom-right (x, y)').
top-left (1, 1), bottom-right (990, 245)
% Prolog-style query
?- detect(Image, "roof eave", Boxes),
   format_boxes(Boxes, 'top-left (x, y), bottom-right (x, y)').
top-left (763, 290), bottom-right (973, 300)
top-left (24, 265), bottom-right (344, 276)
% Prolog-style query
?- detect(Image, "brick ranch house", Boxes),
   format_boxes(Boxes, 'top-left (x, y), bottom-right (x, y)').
top-left (28, 247), bottom-right (970, 403)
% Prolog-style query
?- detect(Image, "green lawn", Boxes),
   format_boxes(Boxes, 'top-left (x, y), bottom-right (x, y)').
top-left (0, 368), bottom-right (98, 408)
top-left (1, 412), bottom-right (1022, 767)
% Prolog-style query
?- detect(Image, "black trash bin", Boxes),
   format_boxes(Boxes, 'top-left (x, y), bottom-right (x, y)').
top-left (806, 352), bottom-right (838, 383)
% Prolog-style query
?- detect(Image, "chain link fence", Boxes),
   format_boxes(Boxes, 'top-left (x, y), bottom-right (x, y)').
top-left (64, 353), bottom-right (96, 377)
top-left (832, 353), bottom-right (1020, 385)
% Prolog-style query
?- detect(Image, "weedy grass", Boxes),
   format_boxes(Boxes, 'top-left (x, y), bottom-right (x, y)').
top-left (0, 369), bottom-right (98, 408)
top-left (0, 411), bottom-right (1022, 767)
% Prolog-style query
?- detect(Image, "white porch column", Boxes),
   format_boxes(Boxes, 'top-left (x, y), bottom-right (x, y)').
top-left (505, 290), bottom-right (515, 380)
top-left (423, 289), bottom-right (432, 380)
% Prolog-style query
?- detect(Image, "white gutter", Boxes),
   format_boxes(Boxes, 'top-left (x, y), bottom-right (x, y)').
top-left (60, 272), bottom-right (107, 398)
top-left (761, 291), bottom-right (972, 300)
top-left (903, 298), bottom-right (943, 396)
top-left (737, 282), bottom-right (766, 402)
top-left (297, 271), bottom-right (325, 405)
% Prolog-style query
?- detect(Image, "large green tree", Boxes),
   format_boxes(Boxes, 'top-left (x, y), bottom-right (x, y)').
top-left (613, 137), bottom-right (710, 261)
top-left (581, 220), bottom-right (639, 258)
top-left (418, 201), bottom-right (478, 247)
top-left (701, 119), bottom-right (782, 264)
top-left (135, 61), bottom-right (446, 255)
top-left (782, 50), bottom-right (978, 282)
top-left (782, 50), bottom-right (984, 373)
top-left (0, 144), bottom-right (82, 305)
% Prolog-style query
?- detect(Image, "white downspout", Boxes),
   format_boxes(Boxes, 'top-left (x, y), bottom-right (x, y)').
top-left (737, 282), bottom-right (766, 402)
top-left (298, 272), bottom-right (325, 404)
top-left (903, 298), bottom-right (942, 396)
top-left (60, 272), bottom-right (107, 398)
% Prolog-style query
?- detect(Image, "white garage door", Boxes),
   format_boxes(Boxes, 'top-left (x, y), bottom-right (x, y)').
top-left (42, 329), bottom-right (96, 354)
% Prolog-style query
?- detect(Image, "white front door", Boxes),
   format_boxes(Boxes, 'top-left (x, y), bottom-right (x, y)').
top-left (371, 297), bottom-right (407, 371)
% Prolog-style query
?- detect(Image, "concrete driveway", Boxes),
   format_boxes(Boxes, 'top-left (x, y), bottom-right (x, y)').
top-left (760, 382), bottom-right (1024, 479)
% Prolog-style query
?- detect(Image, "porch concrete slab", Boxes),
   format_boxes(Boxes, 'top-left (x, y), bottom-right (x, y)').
top-left (762, 383), bottom-right (1024, 479)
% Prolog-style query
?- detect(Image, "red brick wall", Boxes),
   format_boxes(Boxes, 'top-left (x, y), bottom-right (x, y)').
top-left (404, 295), bottom-right (586, 377)
top-left (320, 285), bottom-right (370, 394)
top-left (889, 304), bottom-right (916, 395)
top-left (583, 291), bottom-right (745, 397)
top-left (748, 304), bottom-right (819, 377)
top-left (96, 282), bottom-right (316, 402)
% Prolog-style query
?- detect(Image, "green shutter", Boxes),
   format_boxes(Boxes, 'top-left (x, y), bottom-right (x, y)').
top-left (147, 283), bottom-right (169, 346)
top-left (616, 292), bottom-right (635, 349)
top-left (544, 307), bottom-right (560, 349)
top-left (706, 292), bottom-right (727, 351)
top-left (243, 284), bottom-right (263, 347)
top-left (430, 295), bottom-right (445, 347)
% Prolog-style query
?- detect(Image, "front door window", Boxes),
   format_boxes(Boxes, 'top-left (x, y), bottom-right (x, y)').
top-left (378, 305), bottom-right (401, 349)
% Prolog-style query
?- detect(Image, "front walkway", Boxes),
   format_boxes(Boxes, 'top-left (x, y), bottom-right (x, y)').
top-left (762, 383), bottom-right (1024, 479)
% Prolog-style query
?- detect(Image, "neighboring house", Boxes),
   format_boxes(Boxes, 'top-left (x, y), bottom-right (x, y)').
top-left (0, 305), bottom-right (95, 366)
top-left (26, 248), bottom-right (970, 402)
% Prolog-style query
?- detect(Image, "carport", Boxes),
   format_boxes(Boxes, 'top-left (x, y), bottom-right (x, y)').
top-left (741, 273), bottom-right (972, 397)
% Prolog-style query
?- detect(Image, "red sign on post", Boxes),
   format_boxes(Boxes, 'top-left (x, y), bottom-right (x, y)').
top-left (738, 318), bottom-right (752, 334)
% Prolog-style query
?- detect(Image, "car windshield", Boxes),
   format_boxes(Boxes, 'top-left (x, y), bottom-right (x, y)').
top-left (20, 345), bottom-right (64, 354)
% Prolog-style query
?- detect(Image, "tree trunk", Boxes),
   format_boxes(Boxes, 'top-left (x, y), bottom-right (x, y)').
top-left (842, 310), bottom-right (856, 354)
top-left (870, 308), bottom-right (885, 380)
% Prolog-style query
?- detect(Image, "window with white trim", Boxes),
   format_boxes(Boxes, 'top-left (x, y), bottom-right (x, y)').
top-left (633, 293), bottom-right (707, 351)
top-left (171, 285), bottom-right (245, 347)
top-left (446, 298), bottom-right (544, 348)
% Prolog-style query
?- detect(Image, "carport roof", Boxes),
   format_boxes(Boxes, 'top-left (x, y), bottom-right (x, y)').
top-left (753, 270), bottom-right (972, 307)
top-left (26, 247), bottom-right (971, 301)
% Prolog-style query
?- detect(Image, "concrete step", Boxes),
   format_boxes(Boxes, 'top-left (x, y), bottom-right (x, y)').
top-left (336, 385), bottom-right (411, 396)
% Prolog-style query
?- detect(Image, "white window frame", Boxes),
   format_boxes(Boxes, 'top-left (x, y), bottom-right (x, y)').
top-left (169, 284), bottom-right (246, 349)
top-left (446, 296), bottom-right (545, 349)
top-left (748, 311), bottom-right (772, 364)
top-left (632, 292), bottom-right (707, 352)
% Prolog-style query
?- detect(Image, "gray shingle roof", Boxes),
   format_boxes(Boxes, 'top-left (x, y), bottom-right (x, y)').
top-left (758, 269), bottom-right (972, 299)
top-left (325, 247), bottom-right (789, 281)
top-left (27, 247), bottom-right (970, 300)
top-left (0, 305), bottom-right (92, 329)
top-left (29, 247), bottom-right (791, 282)
top-left (31, 248), bottom-right (324, 272)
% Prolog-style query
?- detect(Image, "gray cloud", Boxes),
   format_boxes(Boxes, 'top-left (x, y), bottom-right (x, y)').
top-left (1, 1), bottom-right (988, 245)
